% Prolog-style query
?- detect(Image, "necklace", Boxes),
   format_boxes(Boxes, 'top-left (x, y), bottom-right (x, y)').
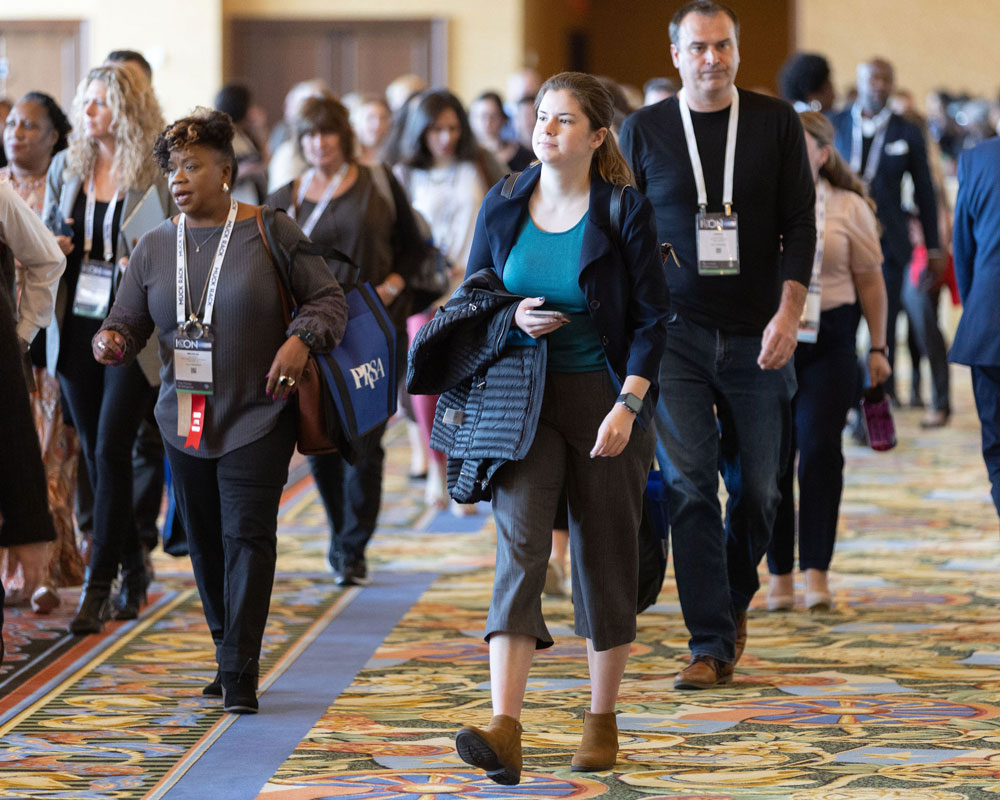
top-left (187, 225), bottom-right (220, 253)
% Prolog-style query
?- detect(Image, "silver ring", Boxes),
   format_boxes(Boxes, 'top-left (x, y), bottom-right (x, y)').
top-left (97, 341), bottom-right (106, 351)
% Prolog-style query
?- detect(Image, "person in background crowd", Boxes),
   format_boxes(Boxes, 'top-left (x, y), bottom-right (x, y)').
top-left (595, 76), bottom-right (635, 135)
top-left (452, 70), bottom-right (668, 784)
top-left (106, 47), bottom-right (178, 576)
top-left (951, 135), bottom-right (1000, 525)
top-left (267, 96), bottom-right (422, 587)
top-left (831, 58), bottom-right (946, 413)
top-left (94, 109), bottom-right (347, 713)
top-left (385, 74), bottom-right (428, 115)
top-left (105, 50), bottom-right (153, 83)
top-left (512, 95), bottom-right (537, 152)
top-left (643, 77), bottom-right (677, 106)
top-left (620, 0), bottom-right (815, 690)
top-left (395, 89), bottom-right (505, 511)
top-left (1, 91), bottom-right (81, 611)
top-left (0, 99), bottom-right (12, 168)
top-left (43, 63), bottom-right (170, 634)
top-left (215, 83), bottom-right (269, 203)
top-left (0, 181), bottom-right (63, 661)
top-left (268, 79), bottom-right (332, 192)
top-left (351, 94), bottom-right (393, 166)
top-left (469, 91), bottom-right (534, 172)
top-left (766, 111), bottom-right (890, 612)
top-left (778, 52), bottom-right (836, 113)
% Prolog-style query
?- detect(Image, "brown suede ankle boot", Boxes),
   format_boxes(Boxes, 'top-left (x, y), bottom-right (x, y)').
top-left (455, 714), bottom-right (523, 785)
top-left (571, 710), bottom-right (618, 771)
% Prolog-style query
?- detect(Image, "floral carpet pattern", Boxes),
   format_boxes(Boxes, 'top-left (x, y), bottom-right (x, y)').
top-left (2, 365), bottom-right (999, 799)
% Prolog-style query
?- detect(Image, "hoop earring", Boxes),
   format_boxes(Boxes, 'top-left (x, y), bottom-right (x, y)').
top-left (223, 182), bottom-right (230, 192)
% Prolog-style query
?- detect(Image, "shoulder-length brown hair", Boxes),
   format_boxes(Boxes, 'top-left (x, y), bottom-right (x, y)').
top-left (799, 110), bottom-right (877, 216)
top-left (534, 71), bottom-right (634, 187)
top-left (64, 63), bottom-right (164, 190)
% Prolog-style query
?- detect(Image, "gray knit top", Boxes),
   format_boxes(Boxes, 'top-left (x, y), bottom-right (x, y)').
top-left (101, 212), bottom-right (346, 457)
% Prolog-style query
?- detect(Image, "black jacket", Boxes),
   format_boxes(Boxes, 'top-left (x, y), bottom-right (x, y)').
top-left (407, 269), bottom-right (546, 502)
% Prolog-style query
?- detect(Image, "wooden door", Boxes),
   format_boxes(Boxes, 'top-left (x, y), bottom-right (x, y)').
top-left (228, 18), bottom-right (447, 128)
top-left (0, 20), bottom-right (87, 111)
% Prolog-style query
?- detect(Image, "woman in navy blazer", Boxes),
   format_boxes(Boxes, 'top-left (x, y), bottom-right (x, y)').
top-left (453, 72), bottom-right (669, 784)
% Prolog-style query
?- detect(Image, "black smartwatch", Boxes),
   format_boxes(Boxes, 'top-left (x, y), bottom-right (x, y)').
top-left (617, 392), bottom-right (643, 415)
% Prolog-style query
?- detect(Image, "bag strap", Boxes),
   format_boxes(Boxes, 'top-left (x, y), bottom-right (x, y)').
top-left (255, 205), bottom-right (295, 327)
top-left (500, 171), bottom-right (521, 199)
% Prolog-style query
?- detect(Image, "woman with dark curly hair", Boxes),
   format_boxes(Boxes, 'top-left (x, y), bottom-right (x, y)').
top-left (93, 109), bottom-right (347, 713)
top-left (42, 63), bottom-right (171, 633)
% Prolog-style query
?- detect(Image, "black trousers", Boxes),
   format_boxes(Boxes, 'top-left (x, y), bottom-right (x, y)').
top-left (0, 297), bottom-right (56, 632)
top-left (308, 419), bottom-right (387, 571)
top-left (58, 360), bottom-right (154, 586)
top-left (768, 304), bottom-right (858, 574)
top-left (164, 409), bottom-right (295, 676)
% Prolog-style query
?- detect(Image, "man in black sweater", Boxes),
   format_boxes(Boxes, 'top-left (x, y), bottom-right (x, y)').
top-left (620, 0), bottom-right (815, 690)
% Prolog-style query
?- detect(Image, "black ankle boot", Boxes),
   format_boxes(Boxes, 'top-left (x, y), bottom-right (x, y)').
top-left (221, 664), bottom-right (259, 713)
top-left (112, 572), bottom-right (148, 621)
top-left (68, 584), bottom-right (112, 634)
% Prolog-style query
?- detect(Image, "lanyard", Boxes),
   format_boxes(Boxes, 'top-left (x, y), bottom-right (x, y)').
top-left (292, 163), bottom-right (349, 237)
top-left (84, 173), bottom-right (120, 262)
top-left (175, 196), bottom-right (239, 329)
top-left (677, 86), bottom-right (739, 214)
top-left (850, 104), bottom-right (892, 185)
top-left (812, 178), bottom-right (828, 285)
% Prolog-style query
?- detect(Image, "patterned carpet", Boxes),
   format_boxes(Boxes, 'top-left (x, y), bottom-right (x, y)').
top-left (2, 361), bottom-right (1000, 799)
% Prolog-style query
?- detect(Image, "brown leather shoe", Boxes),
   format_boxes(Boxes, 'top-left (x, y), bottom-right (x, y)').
top-left (673, 655), bottom-right (733, 690)
top-left (571, 710), bottom-right (618, 772)
top-left (733, 610), bottom-right (748, 665)
top-left (456, 714), bottom-right (523, 785)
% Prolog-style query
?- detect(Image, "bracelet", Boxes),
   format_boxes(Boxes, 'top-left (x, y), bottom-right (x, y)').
top-left (869, 346), bottom-right (888, 356)
top-left (293, 328), bottom-right (316, 349)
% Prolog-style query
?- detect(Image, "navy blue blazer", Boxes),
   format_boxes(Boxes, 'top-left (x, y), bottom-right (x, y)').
top-left (951, 137), bottom-right (1000, 366)
top-left (831, 109), bottom-right (940, 269)
top-left (465, 164), bottom-right (670, 427)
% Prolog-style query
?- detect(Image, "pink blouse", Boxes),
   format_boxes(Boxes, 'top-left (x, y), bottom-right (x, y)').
top-left (818, 182), bottom-right (883, 312)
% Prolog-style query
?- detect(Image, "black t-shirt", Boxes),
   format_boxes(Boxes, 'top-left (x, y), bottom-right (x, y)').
top-left (620, 89), bottom-right (816, 335)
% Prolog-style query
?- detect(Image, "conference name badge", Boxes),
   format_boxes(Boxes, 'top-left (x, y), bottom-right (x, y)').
top-left (174, 327), bottom-right (215, 395)
top-left (696, 211), bottom-right (740, 276)
top-left (73, 259), bottom-right (114, 318)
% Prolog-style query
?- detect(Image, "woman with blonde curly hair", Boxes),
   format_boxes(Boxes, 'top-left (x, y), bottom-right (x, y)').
top-left (43, 63), bottom-right (172, 634)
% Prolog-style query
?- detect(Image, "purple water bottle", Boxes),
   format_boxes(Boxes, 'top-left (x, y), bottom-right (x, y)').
top-left (861, 385), bottom-right (897, 451)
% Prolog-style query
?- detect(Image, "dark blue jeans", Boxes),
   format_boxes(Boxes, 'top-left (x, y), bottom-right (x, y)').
top-left (655, 313), bottom-right (795, 663)
top-left (971, 366), bottom-right (1000, 518)
top-left (768, 304), bottom-right (858, 575)
top-left (164, 409), bottom-right (295, 676)
top-left (308, 419), bottom-right (388, 572)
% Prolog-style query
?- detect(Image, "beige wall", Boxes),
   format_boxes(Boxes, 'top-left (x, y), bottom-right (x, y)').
top-left (797, 0), bottom-right (1000, 109)
top-left (223, 0), bottom-right (526, 104)
top-left (4, 0), bottom-right (224, 120)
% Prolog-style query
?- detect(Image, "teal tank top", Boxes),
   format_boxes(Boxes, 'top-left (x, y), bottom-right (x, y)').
top-left (503, 214), bottom-right (606, 373)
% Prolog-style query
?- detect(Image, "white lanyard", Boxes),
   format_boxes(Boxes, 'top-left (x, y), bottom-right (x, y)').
top-left (175, 197), bottom-right (239, 329)
top-left (292, 163), bottom-right (349, 237)
top-left (677, 86), bottom-right (739, 214)
top-left (812, 179), bottom-right (828, 284)
top-left (850, 104), bottom-right (891, 185)
top-left (84, 173), bottom-right (120, 262)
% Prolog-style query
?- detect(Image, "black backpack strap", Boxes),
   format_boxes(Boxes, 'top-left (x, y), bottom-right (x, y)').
top-left (610, 184), bottom-right (626, 243)
top-left (500, 171), bottom-right (522, 199)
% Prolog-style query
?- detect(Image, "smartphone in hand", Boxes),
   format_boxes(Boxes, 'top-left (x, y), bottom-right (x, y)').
top-left (524, 309), bottom-right (569, 321)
